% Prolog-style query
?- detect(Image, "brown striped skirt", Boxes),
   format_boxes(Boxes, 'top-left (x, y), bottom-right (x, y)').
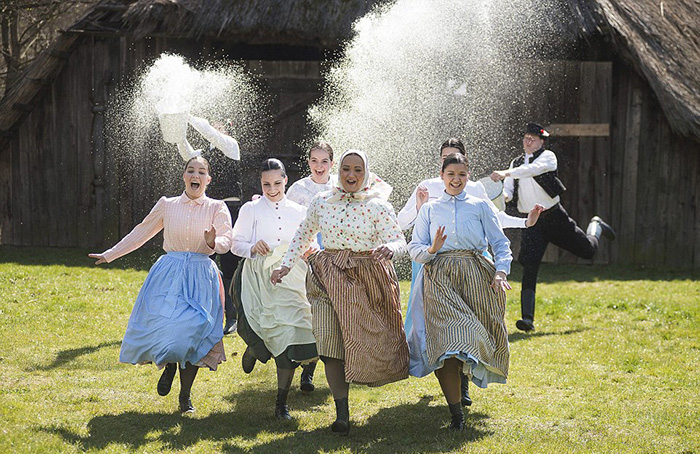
top-left (307, 249), bottom-right (409, 387)
top-left (422, 250), bottom-right (509, 386)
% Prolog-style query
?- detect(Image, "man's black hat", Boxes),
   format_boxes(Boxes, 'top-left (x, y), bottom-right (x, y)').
top-left (525, 122), bottom-right (550, 138)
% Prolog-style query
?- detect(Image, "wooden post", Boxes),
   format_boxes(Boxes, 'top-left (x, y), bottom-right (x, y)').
top-left (620, 82), bottom-right (643, 263)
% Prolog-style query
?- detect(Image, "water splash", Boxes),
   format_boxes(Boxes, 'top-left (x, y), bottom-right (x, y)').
top-left (309, 0), bottom-right (569, 207)
top-left (107, 53), bottom-right (270, 202)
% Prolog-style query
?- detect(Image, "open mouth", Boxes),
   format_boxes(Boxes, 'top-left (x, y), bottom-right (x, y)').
top-left (190, 182), bottom-right (201, 190)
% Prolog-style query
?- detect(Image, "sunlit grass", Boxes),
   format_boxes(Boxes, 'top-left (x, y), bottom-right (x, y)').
top-left (1, 246), bottom-right (699, 453)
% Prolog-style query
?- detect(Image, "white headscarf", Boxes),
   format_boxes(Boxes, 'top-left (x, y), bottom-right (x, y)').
top-left (328, 149), bottom-right (392, 202)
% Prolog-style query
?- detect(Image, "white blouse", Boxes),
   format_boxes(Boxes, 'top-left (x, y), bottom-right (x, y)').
top-left (398, 177), bottom-right (527, 230)
top-left (281, 191), bottom-right (406, 269)
top-left (286, 176), bottom-right (334, 208)
top-left (231, 196), bottom-right (308, 259)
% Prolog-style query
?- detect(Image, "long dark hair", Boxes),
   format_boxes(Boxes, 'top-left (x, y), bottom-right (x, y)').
top-left (441, 152), bottom-right (469, 172)
top-left (184, 156), bottom-right (211, 174)
top-left (440, 137), bottom-right (467, 156)
top-left (308, 141), bottom-right (334, 161)
top-left (261, 158), bottom-right (286, 177)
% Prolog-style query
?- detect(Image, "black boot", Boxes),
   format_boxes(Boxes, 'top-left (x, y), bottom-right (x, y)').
top-left (300, 362), bottom-right (316, 393)
top-left (587, 216), bottom-right (616, 241)
top-left (448, 402), bottom-right (464, 431)
top-left (460, 372), bottom-right (472, 407)
top-left (241, 346), bottom-right (256, 374)
top-left (179, 393), bottom-right (195, 414)
top-left (223, 277), bottom-right (237, 335)
top-left (516, 289), bottom-right (536, 332)
top-left (275, 388), bottom-right (292, 420)
top-left (157, 363), bottom-right (177, 396)
top-left (331, 397), bottom-right (350, 435)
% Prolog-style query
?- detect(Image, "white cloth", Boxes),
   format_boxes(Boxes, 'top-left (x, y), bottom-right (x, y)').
top-left (188, 115), bottom-right (240, 160)
top-left (286, 176), bottom-right (335, 208)
top-left (231, 195), bottom-right (309, 259)
top-left (240, 244), bottom-right (315, 357)
top-left (503, 149), bottom-right (559, 213)
top-left (398, 177), bottom-right (526, 231)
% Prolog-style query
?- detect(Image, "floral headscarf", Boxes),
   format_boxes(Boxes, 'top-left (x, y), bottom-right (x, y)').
top-left (328, 149), bottom-right (392, 202)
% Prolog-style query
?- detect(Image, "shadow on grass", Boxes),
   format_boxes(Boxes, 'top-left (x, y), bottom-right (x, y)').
top-left (28, 340), bottom-right (122, 372)
top-left (0, 246), bottom-right (162, 272)
top-left (43, 389), bottom-right (491, 453)
top-left (508, 328), bottom-right (588, 343)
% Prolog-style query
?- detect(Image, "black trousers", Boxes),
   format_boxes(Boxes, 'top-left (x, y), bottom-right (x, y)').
top-left (519, 203), bottom-right (598, 295)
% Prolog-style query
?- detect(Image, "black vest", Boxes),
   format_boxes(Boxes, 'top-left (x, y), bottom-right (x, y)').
top-left (505, 147), bottom-right (566, 215)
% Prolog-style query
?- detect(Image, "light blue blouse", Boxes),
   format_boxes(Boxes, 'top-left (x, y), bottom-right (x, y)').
top-left (408, 190), bottom-right (512, 274)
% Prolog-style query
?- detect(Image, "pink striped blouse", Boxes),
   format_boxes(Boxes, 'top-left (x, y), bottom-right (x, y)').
top-left (101, 193), bottom-right (233, 263)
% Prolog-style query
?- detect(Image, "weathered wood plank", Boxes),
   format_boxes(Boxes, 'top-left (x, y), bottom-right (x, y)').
top-left (619, 76), bottom-right (643, 263)
top-left (547, 123), bottom-right (610, 137)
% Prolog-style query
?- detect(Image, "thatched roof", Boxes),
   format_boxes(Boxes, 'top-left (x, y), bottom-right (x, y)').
top-left (1, 0), bottom-right (699, 141)
top-left (568, 0), bottom-right (700, 140)
top-left (69, 0), bottom-right (383, 47)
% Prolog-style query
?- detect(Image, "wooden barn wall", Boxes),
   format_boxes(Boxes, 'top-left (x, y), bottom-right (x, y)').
top-left (3, 45), bottom-right (699, 269)
top-left (610, 64), bottom-right (700, 269)
top-left (500, 61), bottom-right (613, 265)
top-left (1, 36), bottom-right (323, 249)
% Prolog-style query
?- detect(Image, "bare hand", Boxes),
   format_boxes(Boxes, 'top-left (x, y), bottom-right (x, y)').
top-left (416, 185), bottom-right (429, 211)
top-left (251, 240), bottom-right (271, 256)
top-left (490, 171), bottom-right (507, 182)
top-left (88, 253), bottom-right (107, 265)
top-left (491, 271), bottom-right (511, 293)
top-left (372, 245), bottom-right (394, 261)
top-left (204, 225), bottom-right (217, 249)
top-left (525, 204), bottom-right (545, 227)
top-left (302, 246), bottom-right (318, 260)
top-left (270, 266), bottom-right (290, 285)
top-left (427, 225), bottom-right (447, 254)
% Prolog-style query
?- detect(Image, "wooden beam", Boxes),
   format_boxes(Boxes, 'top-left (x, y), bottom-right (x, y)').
top-left (547, 123), bottom-right (610, 137)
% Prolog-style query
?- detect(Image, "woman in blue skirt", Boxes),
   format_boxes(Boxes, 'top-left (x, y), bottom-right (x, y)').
top-left (89, 156), bottom-right (233, 413)
top-left (408, 152), bottom-right (513, 430)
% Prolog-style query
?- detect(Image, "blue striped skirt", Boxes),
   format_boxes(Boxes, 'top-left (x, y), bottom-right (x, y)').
top-left (407, 250), bottom-right (509, 388)
top-left (119, 251), bottom-right (224, 368)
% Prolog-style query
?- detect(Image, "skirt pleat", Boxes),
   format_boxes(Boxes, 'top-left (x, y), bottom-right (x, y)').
top-left (422, 250), bottom-right (509, 387)
top-left (308, 250), bottom-right (409, 387)
top-left (119, 252), bottom-right (226, 369)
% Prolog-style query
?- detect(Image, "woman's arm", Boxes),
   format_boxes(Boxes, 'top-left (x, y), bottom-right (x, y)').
top-left (407, 204), bottom-right (438, 264)
top-left (480, 203), bottom-right (512, 274)
top-left (91, 197), bottom-right (166, 263)
top-left (210, 201), bottom-right (233, 254)
top-left (231, 203), bottom-right (256, 258)
top-left (279, 196), bottom-right (321, 269)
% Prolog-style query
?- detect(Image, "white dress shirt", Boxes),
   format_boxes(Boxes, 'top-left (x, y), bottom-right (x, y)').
top-left (503, 149), bottom-right (560, 213)
top-left (231, 195), bottom-right (308, 259)
top-left (398, 177), bottom-right (527, 230)
top-left (286, 176), bottom-right (335, 208)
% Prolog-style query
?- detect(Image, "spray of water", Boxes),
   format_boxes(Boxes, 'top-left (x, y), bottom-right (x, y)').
top-left (309, 0), bottom-right (570, 208)
top-left (107, 53), bottom-right (270, 203)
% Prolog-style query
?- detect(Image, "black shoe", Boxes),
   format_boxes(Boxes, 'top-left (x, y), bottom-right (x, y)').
top-left (300, 362), bottom-right (316, 393)
top-left (223, 319), bottom-right (237, 335)
top-left (448, 402), bottom-right (464, 431)
top-left (179, 394), bottom-right (195, 414)
top-left (275, 388), bottom-right (292, 420)
top-left (157, 363), bottom-right (177, 396)
top-left (241, 347), bottom-right (256, 374)
top-left (331, 397), bottom-right (350, 436)
top-left (516, 318), bottom-right (535, 332)
top-left (460, 373), bottom-right (472, 407)
top-left (275, 403), bottom-right (292, 420)
top-left (591, 216), bottom-right (616, 240)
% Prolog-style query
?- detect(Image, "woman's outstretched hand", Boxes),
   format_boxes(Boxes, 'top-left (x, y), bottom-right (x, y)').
top-left (88, 253), bottom-right (107, 265)
top-left (427, 225), bottom-right (447, 254)
top-left (491, 271), bottom-right (511, 293)
top-left (204, 225), bottom-right (217, 249)
top-left (270, 266), bottom-right (290, 285)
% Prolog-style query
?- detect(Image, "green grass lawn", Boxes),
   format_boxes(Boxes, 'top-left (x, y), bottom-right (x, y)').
top-left (1, 246), bottom-right (699, 453)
